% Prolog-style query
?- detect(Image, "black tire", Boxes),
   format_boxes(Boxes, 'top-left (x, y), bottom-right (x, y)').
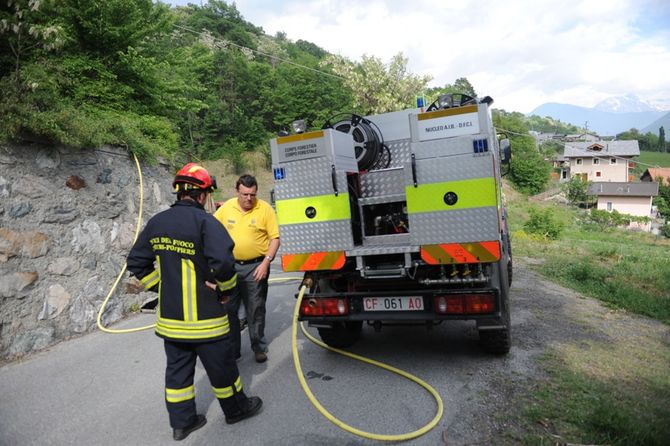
top-left (503, 227), bottom-right (513, 287)
top-left (479, 261), bottom-right (512, 354)
top-left (507, 259), bottom-right (513, 287)
top-left (479, 328), bottom-right (511, 355)
top-left (317, 322), bottom-right (363, 348)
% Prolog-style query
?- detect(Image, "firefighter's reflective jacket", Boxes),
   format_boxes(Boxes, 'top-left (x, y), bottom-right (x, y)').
top-left (127, 200), bottom-right (237, 342)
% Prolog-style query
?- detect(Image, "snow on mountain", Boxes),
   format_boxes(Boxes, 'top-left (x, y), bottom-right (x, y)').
top-left (594, 94), bottom-right (662, 114)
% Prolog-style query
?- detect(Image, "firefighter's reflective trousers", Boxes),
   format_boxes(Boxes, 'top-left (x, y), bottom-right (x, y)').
top-left (163, 337), bottom-right (245, 428)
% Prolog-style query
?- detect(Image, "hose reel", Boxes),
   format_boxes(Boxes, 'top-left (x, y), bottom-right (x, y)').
top-left (323, 114), bottom-right (389, 171)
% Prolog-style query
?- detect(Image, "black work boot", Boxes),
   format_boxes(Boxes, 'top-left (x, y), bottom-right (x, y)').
top-left (173, 414), bottom-right (207, 441)
top-left (225, 396), bottom-right (263, 424)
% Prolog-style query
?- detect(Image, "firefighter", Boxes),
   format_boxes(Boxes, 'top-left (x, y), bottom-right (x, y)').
top-left (127, 163), bottom-right (262, 441)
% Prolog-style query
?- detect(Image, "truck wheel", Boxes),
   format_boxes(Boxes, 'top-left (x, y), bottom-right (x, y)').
top-left (478, 328), bottom-right (511, 355)
top-left (503, 231), bottom-right (513, 286)
top-left (479, 261), bottom-right (511, 354)
top-left (317, 322), bottom-right (363, 348)
top-left (507, 259), bottom-right (513, 286)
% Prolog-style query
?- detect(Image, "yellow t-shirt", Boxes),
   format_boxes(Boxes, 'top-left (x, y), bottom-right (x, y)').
top-left (214, 198), bottom-right (279, 261)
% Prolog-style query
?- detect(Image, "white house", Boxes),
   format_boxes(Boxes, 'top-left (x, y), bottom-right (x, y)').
top-left (561, 140), bottom-right (639, 182)
top-left (587, 182), bottom-right (659, 231)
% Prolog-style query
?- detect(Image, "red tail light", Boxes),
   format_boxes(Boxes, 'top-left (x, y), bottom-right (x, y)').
top-left (433, 293), bottom-right (495, 314)
top-left (300, 298), bottom-right (349, 316)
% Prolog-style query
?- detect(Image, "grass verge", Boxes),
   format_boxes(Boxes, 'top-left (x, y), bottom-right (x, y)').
top-left (507, 192), bottom-right (670, 445)
top-left (522, 342), bottom-right (670, 445)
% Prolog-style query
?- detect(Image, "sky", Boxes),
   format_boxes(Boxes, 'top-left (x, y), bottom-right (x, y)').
top-left (168, 0), bottom-right (670, 114)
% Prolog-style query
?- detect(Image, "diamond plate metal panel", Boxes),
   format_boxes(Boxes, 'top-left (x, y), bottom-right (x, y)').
top-left (357, 194), bottom-right (406, 206)
top-left (274, 157), bottom-right (349, 200)
top-left (360, 167), bottom-right (406, 198)
top-left (386, 139), bottom-right (412, 167)
top-left (406, 153), bottom-right (495, 185)
top-left (362, 233), bottom-right (411, 246)
top-left (409, 207), bottom-right (500, 245)
top-left (278, 221), bottom-right (354, 254)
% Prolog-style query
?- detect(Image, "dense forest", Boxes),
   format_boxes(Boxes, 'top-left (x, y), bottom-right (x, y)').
top-left (0, 0), bottom-right (578, 181)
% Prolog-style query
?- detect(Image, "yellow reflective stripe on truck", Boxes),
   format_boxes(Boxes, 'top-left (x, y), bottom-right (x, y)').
top-left (406, 178), bottom-right (498, 214)
top-left (275, 193), bottom-right (351, 225)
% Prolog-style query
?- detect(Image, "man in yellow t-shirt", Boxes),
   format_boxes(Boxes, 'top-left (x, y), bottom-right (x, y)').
top-left (214, 174), bottom-right (280, 363)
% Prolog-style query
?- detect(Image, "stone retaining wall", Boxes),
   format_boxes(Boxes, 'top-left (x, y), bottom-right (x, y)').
top-left (0, 143), bottom-right (173, 360)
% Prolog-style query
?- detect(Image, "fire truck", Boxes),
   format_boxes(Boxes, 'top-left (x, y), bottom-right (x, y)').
top-left (269, 93), bottom-right (512, 354)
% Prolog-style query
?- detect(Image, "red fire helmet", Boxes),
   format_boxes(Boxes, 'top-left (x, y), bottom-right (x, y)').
top-left (172, 163), bottom-right (217, 192)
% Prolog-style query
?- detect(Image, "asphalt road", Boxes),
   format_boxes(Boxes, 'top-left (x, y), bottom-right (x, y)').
top-left (1, 265), bottom-right (545, 446)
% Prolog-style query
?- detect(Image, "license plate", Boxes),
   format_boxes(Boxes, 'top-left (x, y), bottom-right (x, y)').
top-left (363, 296), bottom-right (424, 312)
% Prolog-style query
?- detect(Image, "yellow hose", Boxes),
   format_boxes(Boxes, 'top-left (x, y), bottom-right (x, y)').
top-left (292, 285), bottom-right (444, 441)
top-left (96, 153), bottom-right (153, 334)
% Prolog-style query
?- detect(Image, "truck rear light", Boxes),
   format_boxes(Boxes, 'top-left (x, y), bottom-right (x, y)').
top-left (300, 297), bottom-right (349, 316)
top-left (433, 293), bottom-right (494, 314)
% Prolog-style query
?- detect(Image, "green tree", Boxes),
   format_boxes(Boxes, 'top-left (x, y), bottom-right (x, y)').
top-left (181, 0), bottom-right (262, 49)
top-left (655, 181), bottom-right (670, 218)
top-left (659, 126), bottom-right (666, 153)
top-left (0, 0), bottom-right (66, 83)
top-left (493, 110), bottom-right (551, 194)
top-left (526, 114), bottom-right (581, 134)
top-left (322, 52), bottom-right (432, 115)
top-left (62, 0), bottom-right (171, 58)
top-left (0, 0), bottom-right (182, 158)
top-left (563, 176), bottom-right (592, 206)
top-left (425, 77), bottom-right (477, 103)
top-left (618, 128), bottom-right (658, 151)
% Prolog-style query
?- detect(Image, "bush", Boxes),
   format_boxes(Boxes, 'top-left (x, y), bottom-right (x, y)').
top-left (523, 207), bottom-right (564, 240)
top-left (510, 144), bottom-right (551, 194)
top-left (582, 209), bottom-right (651, 232)
top-left (661, 223), bottom-right (670, 238)
top-left (563, 177), bottom-right (592, 206)
top-left (0, 71), bottom-right (178, 162)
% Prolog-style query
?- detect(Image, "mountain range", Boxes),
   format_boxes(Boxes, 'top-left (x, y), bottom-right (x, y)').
top-left (529, 94), bottom-right (669, 136)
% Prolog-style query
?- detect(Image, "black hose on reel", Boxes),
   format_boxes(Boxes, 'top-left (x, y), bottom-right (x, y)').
top-left (322, 113), bottom-right (387, 171)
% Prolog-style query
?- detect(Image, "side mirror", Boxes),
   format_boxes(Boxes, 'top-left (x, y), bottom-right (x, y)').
top-left (500, 138), bottom-right (511, 164)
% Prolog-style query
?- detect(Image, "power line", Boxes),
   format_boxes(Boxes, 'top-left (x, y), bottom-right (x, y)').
top-left (173, 24), bottom-right (346, 81)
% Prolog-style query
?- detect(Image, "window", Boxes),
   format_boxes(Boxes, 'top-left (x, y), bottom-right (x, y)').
top-left (562, 170), bottom-right (567, 179)
top-left (610, 158), bottom-right (617, 165)
top-left (595, 171), bottom-right (602, 178)
top-left (593, 158), bottom-right (600, 165)
top-left (607, 202), bottom-right (612, 211)
top-left (576, 158), bottom-right (583, 165)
